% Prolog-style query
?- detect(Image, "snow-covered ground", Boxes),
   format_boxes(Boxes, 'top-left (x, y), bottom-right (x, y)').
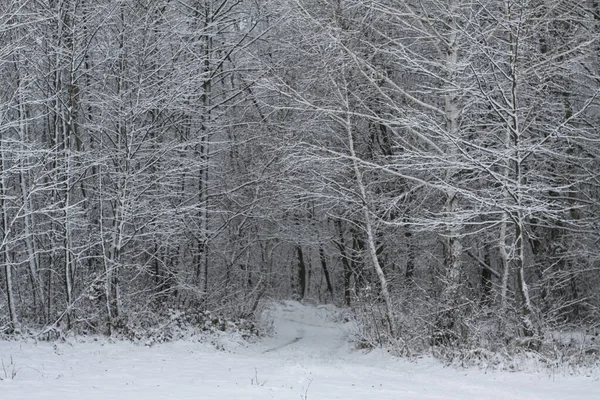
top-left (1, 301), bottom-right (598, 399)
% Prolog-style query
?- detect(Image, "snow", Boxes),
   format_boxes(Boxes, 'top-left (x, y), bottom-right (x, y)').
top-left (1, 300), bottom-right (598, 399)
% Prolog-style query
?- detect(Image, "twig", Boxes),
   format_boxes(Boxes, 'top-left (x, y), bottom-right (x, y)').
top-left (301, 378), bottom-right (313, 400)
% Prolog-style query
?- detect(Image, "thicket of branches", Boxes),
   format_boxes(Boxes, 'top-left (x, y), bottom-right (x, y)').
top-left (1, 0), bottom-right (599, 363)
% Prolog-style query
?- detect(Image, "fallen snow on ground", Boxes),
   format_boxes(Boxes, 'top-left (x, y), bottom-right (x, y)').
top-left (1, 300), bottom-right (598, 399)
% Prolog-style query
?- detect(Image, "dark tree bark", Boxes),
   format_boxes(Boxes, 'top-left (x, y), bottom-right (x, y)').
top-left (296, 246), bottom-right (307, 300)
top-left (319, 246), bottom-right (334, 301)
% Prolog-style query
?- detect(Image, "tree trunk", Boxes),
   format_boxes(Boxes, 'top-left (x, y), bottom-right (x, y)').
top-left (404, 222), bottom-right (415, 283)
top-left (345, 100), bottom-right (395, 337)
top-left (319, 246), bottom-right (334, 302)
top-left (0, 138), bottom-right (20, 333)
top-left (505, 0), bottom-right (536, 339)
top-left (335, 220), bottom-right (353, 306)
top-left (480, 245), bottom-right (492, 306)
top-left (3, 257), bottom-right (19, 333)
top-left (435, 0), bottom-right (464, 343)
top-left (16, 72), bottom-right (45, 322)
top-left (296, 246), bottom-right (306, 300)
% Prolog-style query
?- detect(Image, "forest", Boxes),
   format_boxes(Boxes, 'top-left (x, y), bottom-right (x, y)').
top-left (0, 0), bottom-right (599, 364)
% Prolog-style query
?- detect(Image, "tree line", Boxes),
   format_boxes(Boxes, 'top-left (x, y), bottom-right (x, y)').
top-left (1, 0), bottom-right (599, 354)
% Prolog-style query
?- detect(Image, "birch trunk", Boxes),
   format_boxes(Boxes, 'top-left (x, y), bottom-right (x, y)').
top-left (437, 0), bottom-right (464, 341)
top-left (345, 108), bottom-right (396, 337)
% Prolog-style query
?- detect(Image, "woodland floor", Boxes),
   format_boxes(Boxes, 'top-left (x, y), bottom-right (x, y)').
top-left (0, 301), bottom-right (599, 399)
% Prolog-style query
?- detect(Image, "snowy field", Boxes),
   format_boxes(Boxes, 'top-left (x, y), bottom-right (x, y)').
top-left (1, 301), bottom-right (598, 399)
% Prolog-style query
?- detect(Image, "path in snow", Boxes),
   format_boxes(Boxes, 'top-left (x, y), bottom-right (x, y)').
top-left (0, 300), bottom-right (599, 399)
top-left (258, 301), bottom-right (351, 358)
